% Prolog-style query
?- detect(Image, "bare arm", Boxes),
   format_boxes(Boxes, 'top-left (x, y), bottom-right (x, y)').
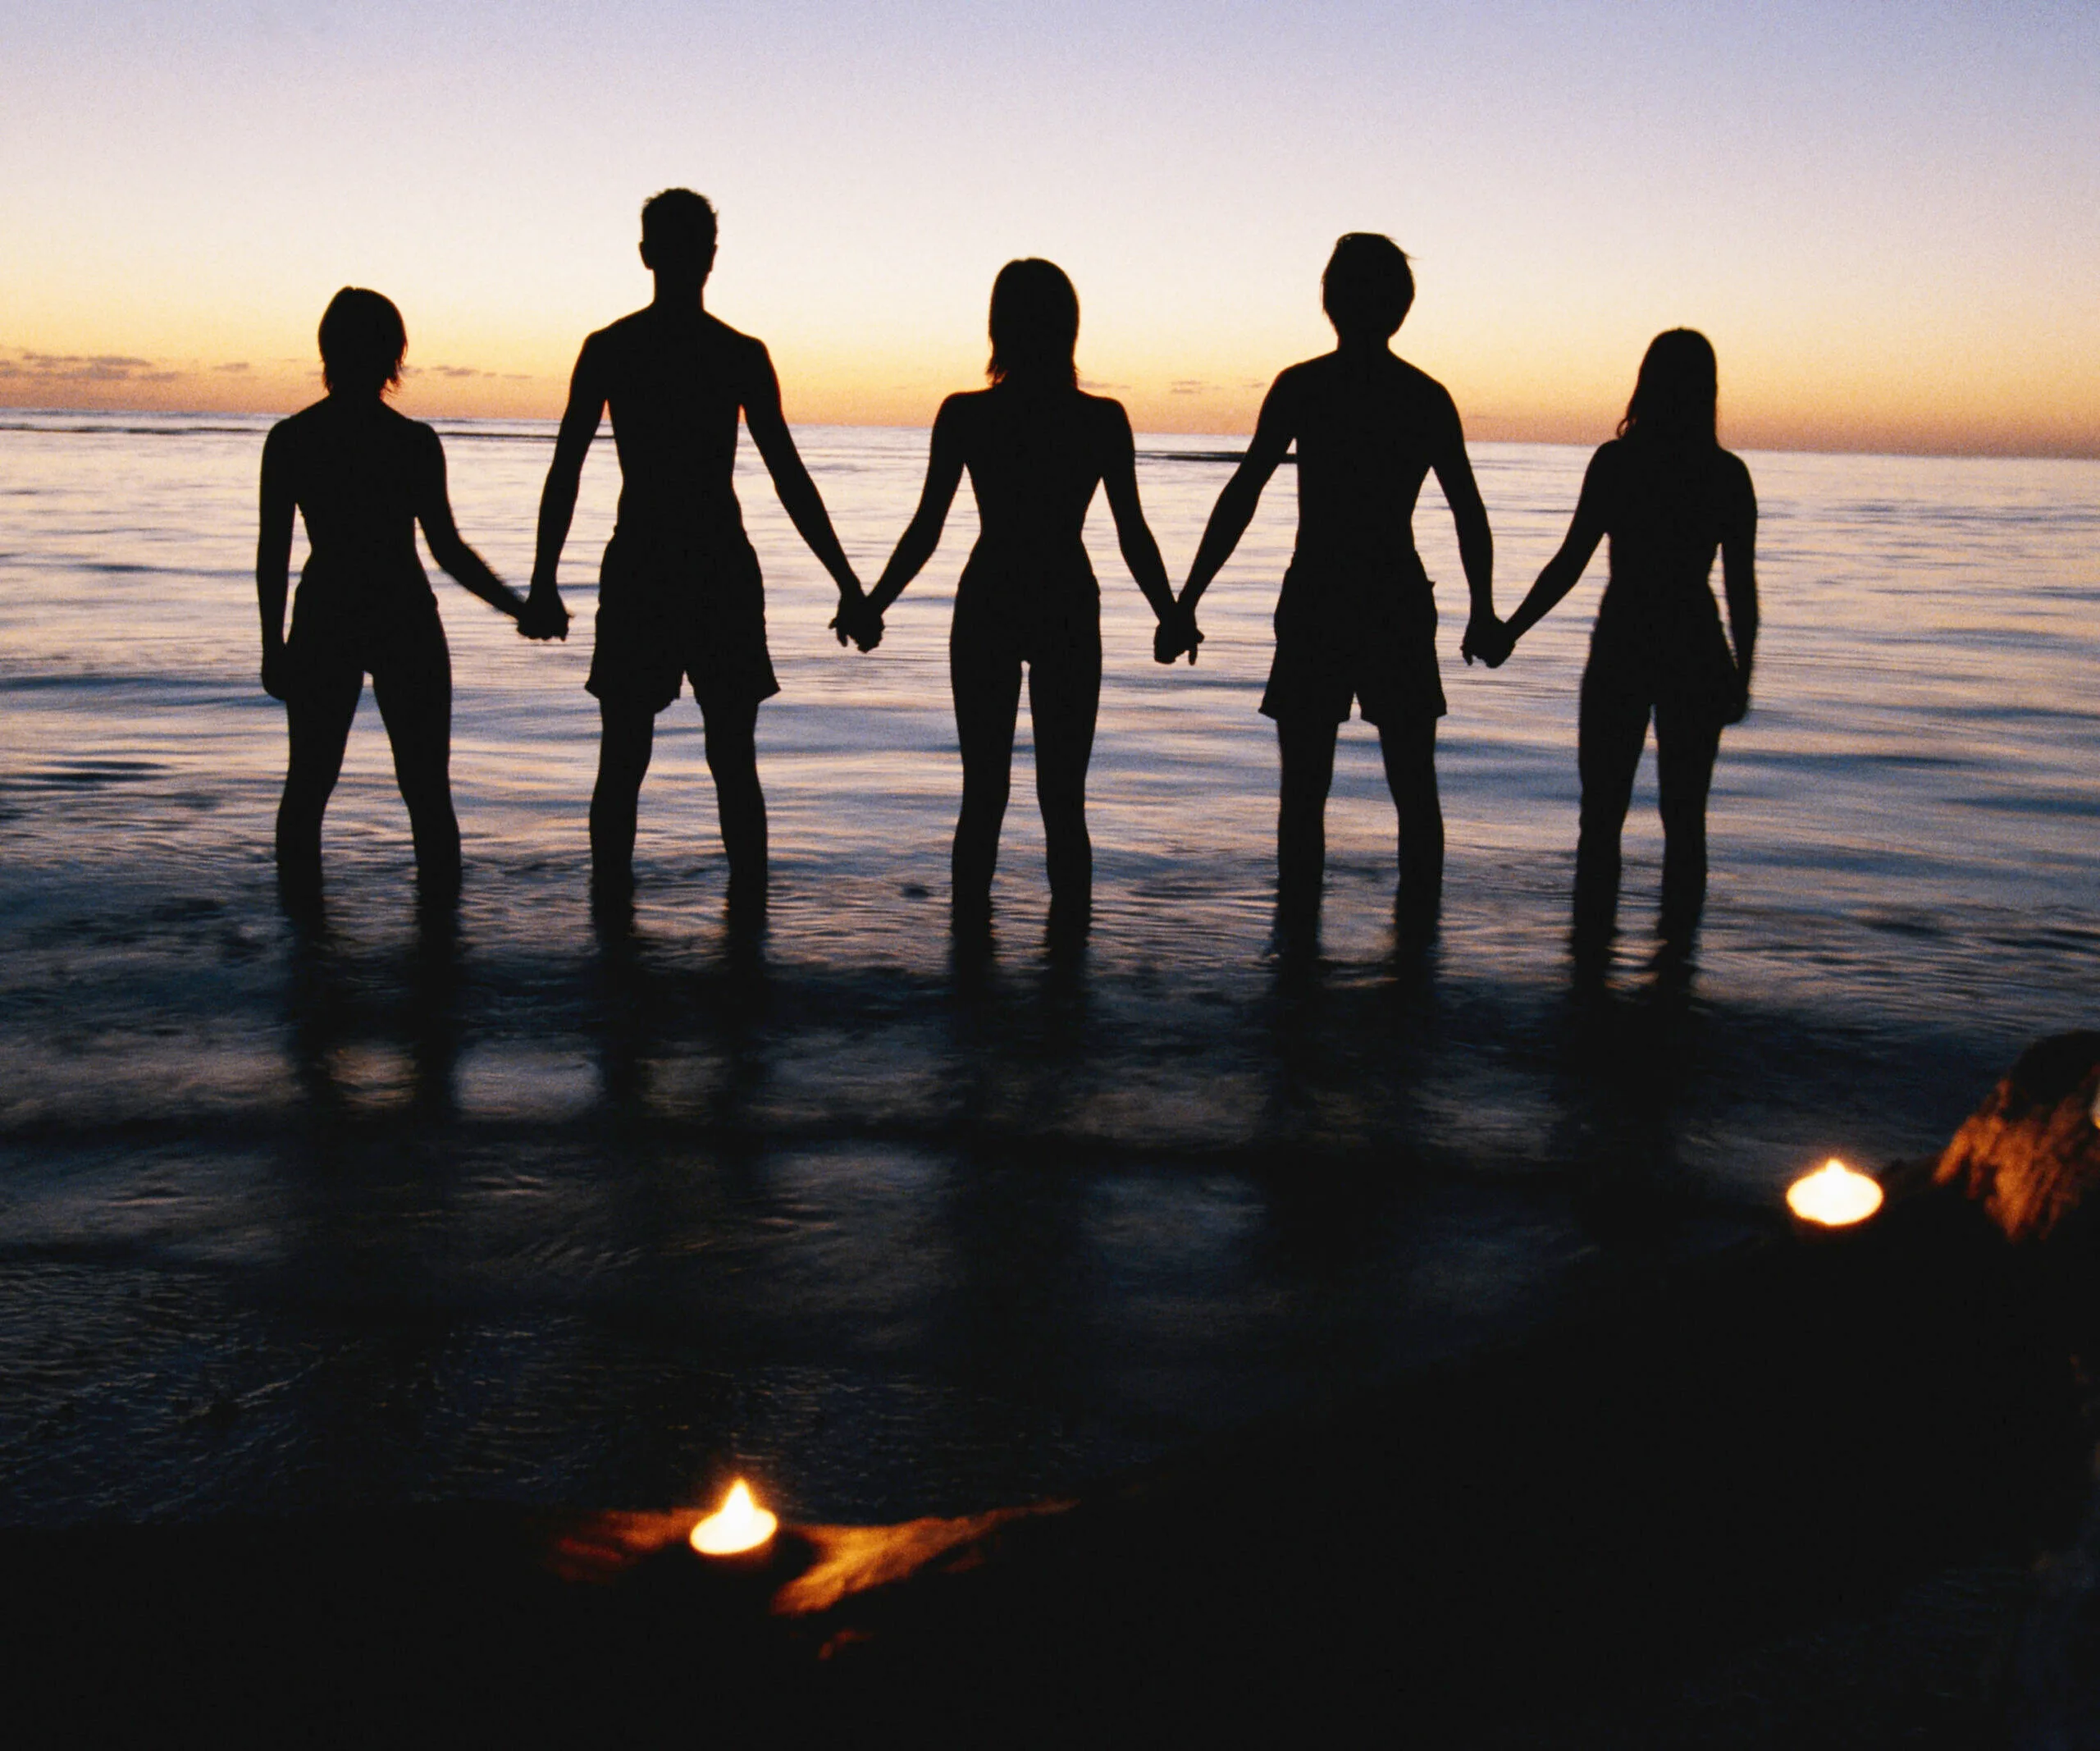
top-left (1097, 402), bottom-right (1178, 625)
top-left (742, 342), bottom-right (863, 606)
top-left (255, 426), bottom-right (295, 698)
top-left (1430, 406), bottom-right (1495, 640)
top-left (1180, 374), bottom-right (1297, 614)
top-left (864, 398), bottom-right (967, 616)
top-left (1501, 447), bottom-right (1612, 650)
top-left (417, 429), bottom-right (531, 624)
top-left (1719, 467), bottom-right (1759, 720)
top-left (530, 340), bottom-right (605, 606)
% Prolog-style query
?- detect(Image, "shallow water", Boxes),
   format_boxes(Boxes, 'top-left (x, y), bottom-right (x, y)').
top-left (1, 410), bottom-right (2094, 1522)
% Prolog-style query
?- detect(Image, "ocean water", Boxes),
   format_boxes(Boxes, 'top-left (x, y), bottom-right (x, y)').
top-left (1, 409), bottom-right (2094, 1524)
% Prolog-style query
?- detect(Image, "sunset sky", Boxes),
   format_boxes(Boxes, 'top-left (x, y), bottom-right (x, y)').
top-left (4, 0), bottom-right (2095, 453)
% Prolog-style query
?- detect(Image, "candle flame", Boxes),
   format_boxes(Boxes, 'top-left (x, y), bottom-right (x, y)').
top-left (1786, 1158), bottom-right (1883, 1228)
top-left (689, 1479), bottom-right (778, 1557)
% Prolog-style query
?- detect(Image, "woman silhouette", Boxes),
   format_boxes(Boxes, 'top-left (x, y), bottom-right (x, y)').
top-left (1484, 329), bottom-right (1758, 945)
top-left (847, 260), bottom-right (1194, 933)
top-left (256, 288), bottom-right (560, 905)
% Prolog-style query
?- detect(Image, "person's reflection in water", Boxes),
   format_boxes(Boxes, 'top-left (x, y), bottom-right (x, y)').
top-left (1481, 329), bottom-right (1758, 956)
top-left (282, 897), bottom-right (349, 1118)
top-left (1551, 948), bottom-right (1705, 1247)
top-left (257, 288), bottom-right (561, 916)
top-left (1173, 235), bottom-right (1498, 942)
top-left (405, 903), bottom-right (462, 1122)
top-left (588, 885), bottom-right (649, 1112)
top-left (281, 898), bottom-right (463, 1123)
top-left (846, 260), bottom-right (1194, 944)
top-left (588, 889), bottom-right (774, 1140)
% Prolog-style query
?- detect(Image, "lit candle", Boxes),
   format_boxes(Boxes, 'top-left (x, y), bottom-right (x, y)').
top-left (1785, 1158), bottom-right (1883, 1228)
top-left (689, 1479), bottom-right (778, 1558)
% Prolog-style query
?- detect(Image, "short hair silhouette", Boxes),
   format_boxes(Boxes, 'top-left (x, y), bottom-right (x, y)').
top-left (641, 188), bottom-right (718, 256)
top-left (987, 258), bottom-right (1080, 388)
top-left (317, 288), bottom-right (406, 397)
top-left (1618, 327), bottom-right (1719, 445)
top-left (1321, 235), bottom-right (1414, 339)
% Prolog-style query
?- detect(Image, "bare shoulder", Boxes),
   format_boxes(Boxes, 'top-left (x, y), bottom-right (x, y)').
top-left (1080, 389), bottom-right (1134, 436)
top-left (1716, 446), bottom-right (1756, 523)
top-left (701, 313), bottom-right (771, 377)
top-left (1387, 355), bottom-right (1461, 427)
top-left (1267, 357), bottom-right (1322, 405)
top-left (268, 397), bottom-right (329, 446)
top-left (933, 387), bottom-right (991, 433)
top-left (397, 407), bottom-right (445, 464)
top-left (586, 309), bottom-right (651, 359)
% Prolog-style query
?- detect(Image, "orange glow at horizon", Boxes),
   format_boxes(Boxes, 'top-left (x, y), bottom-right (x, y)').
top-left (7, 3), bottom-right (2095, 458)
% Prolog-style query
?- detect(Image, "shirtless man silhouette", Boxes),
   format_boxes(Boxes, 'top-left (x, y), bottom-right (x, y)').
top-left (1170, 234), bottom-right (1495, 929)
top-left (528, 189), bottom-right (868, 915)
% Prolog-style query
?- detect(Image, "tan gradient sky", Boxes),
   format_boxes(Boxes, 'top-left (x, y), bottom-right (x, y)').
top-left (5, 2), bottom-right (2096, 455)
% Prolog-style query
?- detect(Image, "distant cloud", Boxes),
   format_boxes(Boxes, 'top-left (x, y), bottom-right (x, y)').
top-left (1170, 378), bottom-right (1210, 395)
top-left (214, 361), bottom-right (252, 373)
top-left (406, 363), bottom-right (488, 380)
top-left (2, 349), bottom-right (169, 382)
top-left (1077, 377), bottom-right (1129, 392)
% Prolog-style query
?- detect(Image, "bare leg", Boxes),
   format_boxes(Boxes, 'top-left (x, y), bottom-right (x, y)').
top-left (1029, 629), bottom-right (1102, 929)
top-left (370, 618), bottom-right (460, 904)
top-left (1573, 663), bottom-right (1652, 936)
top-left (276, 661), bottom-right (362, 901)
top-left (1377, 715), bottom-right (1443, 921)
top-left (951, 614), bottom-right (1023, 928)
top-left (1276, 716), bottom-right (1340, 920)
top-left (591, 702), bottom-right (655, 893)
top-left (701, 695), bottom-right (768, 914)
top-left (1655, 701), bottom-right (1723, 944)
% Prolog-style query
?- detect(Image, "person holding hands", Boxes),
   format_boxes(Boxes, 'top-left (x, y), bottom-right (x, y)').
top-left (1472, 327), bottom-right (1756, 950)
top-left (258, 286), bottom-right (564, 910)
top-left (1169, 234), bottom-right (1495, 931)
top-left (842, 258), bottom-right (1195, 937)
top-left (528, 188), bottom-right (870, 918)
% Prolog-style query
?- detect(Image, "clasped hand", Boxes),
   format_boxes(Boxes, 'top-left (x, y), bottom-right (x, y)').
top-left (831, 593), bottom-right (883, 653)
top-left (1153, 606), bottom-right (1203, 665)
top-left (1461, 612), bottom-right (1513, 669)
top-left (517, 588), bottom-right (571, 642)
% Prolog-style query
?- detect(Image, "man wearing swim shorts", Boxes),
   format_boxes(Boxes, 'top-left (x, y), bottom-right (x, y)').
top-left (528, 188), bottom-right (868, 915)
top-left (1169, 233), bottom-right (1496, 930)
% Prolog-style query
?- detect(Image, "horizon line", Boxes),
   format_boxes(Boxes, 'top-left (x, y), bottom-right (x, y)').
top-left (3, 401), bottom-right (2097, 467)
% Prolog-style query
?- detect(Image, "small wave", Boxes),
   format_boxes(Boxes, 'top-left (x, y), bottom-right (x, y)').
top-left (2, 759), bottom-right (167, 790)
top-left (1134, 448), bottom-right (1296, 468)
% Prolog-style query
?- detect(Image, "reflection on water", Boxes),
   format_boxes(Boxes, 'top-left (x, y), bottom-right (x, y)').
top-left (0, 414), bottom-right (2093, 1524)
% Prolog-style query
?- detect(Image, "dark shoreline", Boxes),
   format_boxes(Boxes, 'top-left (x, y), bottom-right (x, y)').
top-left (7, 1159), bottom-right (2091, 1747)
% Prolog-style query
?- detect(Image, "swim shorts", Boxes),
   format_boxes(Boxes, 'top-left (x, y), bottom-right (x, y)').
top-left (285, 567), bottom-right (449, 697)
top-left (1259, 554), bottom-right (1446, 726)
top-left (586, 531), bottom-right (780, 716)
top-left (949, 559), bottom-right (1102, 733)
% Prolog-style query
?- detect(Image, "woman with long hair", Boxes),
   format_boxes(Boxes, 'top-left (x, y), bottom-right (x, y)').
top-left (1481, 328), bottom-right (1758, 946)
top-left (257, 287), bottom-right (562, 906)
top-left (845, 259), bottom-right (1194, 935)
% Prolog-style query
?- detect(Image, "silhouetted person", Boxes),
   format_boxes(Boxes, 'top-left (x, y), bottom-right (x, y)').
top-left (257, 288), bottom-right (559, 908)
top-left (1171, 235), bottom-right (1495, 929)
top-left (1478, 328), bottom-right (1758, 947)
top-left (842, 259), bottom-right (1193, 935)
top-left (528, 189), bottom-right (869, 916)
